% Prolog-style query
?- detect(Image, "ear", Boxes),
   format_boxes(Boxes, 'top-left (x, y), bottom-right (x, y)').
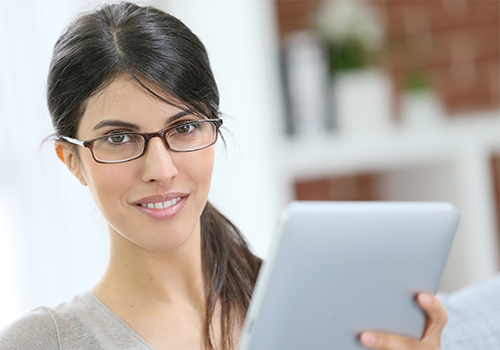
top-left (54, 141), bottom-right (88, 186)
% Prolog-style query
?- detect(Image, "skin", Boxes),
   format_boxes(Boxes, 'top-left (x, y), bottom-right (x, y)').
top-left (55, 76), bottom-right (447, 350)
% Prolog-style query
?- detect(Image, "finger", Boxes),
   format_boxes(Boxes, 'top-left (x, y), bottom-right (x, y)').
top-left (359, 293), bottom-right (448, 349)
top-left (417, 292), bottom-right (448, 343)
top-left (359, 331), bottom-right (422, 350)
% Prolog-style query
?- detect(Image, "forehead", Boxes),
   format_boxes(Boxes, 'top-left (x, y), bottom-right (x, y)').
top-left (77, 76), bottom-right (184, 136)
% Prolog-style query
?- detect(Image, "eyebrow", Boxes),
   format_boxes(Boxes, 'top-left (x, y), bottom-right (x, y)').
top-left (92, 120), bottom-right (140, 131)
top-left (92, 111), bottom-right (194, 131)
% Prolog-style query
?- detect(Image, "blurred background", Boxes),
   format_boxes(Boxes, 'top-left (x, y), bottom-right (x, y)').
top-left (0, 0), bottom-right (499, 329)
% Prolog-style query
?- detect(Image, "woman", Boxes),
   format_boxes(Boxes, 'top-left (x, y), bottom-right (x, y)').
top-left (0, 2), bottom-right (446, 349)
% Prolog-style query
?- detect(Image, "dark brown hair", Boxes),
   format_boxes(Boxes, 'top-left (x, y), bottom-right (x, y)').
top-left (47, 2), bottom-right (261, 349)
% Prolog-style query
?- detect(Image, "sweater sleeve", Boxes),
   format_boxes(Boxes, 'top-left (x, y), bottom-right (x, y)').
top-left (0, 307), bottom-right (60, 350)
top-left (438, 273), bottom-right (500, 350)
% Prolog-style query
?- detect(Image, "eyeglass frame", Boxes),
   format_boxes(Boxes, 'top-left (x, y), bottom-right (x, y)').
top-left (60, 118), bottom-right (223, 164)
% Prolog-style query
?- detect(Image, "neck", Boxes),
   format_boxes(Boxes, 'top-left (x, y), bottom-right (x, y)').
top-left (92, 222), bottom-right (205, 311)
top-left (90, 222), bottom-right (220, 349)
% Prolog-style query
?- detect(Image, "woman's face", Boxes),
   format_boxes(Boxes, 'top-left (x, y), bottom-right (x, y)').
top-left (59, 76), bottom-right (215, 253)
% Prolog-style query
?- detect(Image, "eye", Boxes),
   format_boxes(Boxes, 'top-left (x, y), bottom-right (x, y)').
top-left (172, 123), bottom-right (198, 135)
top-left (106, 134), bottom-right (132, 143)
top-left (100, 133), bottom-right (141, 146)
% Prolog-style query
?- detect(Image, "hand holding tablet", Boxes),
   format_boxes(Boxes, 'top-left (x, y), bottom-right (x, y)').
top-left (360, 292), bottom-right (447, 349)
top-left (239, 201), bottom-right (458, 350)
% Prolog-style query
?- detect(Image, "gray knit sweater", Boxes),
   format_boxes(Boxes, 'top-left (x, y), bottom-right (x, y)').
top-left (0, 292), bottom-right (154, 350)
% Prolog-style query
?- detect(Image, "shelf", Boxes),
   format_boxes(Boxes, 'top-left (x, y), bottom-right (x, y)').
top-left (277, 110), bottom-right (500, 179)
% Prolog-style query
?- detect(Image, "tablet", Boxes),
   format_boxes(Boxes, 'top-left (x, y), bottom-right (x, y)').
top-left (239, 201), bottom-right (459, 350)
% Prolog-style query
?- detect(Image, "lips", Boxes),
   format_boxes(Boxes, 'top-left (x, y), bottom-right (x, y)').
top-left (133, 193), bottom-right (188, 220)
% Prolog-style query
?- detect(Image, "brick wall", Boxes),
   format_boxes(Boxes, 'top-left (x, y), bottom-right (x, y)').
top-left (376, 0), bottom-right (500, 116)
top-left (276, 0), bottom-right (500, 118)
top-left (275, 0), bottom-right (322, 38)
top-left (294, 174), bottom-right (379, 201)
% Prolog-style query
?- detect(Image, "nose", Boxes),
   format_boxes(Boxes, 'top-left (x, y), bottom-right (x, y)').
top-left (141, 137), bottom-right (178, 184)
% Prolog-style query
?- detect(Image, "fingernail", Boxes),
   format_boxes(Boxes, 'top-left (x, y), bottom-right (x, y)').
top-left (360, 332), bottom-right (377, 347)
top-left (418, 293), bottom-right (433, 307)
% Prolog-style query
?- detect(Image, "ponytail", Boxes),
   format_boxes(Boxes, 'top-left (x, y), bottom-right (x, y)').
top-left (200, 201), bottom-right (262, 350)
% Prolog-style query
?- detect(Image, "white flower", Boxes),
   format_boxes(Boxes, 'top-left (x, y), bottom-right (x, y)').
top-left (315, 0), bottom-right (385, 52)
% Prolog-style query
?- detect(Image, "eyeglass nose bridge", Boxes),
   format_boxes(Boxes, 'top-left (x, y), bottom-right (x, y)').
top-left (141, 129), bottom-right (174, 156)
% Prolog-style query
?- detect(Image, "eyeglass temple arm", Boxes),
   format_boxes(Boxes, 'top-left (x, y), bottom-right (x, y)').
top-left (61, 136), bottom-right (86, 147)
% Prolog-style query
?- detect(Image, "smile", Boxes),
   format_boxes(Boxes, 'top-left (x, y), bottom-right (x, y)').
top-left (138, 197), bottom-right (181, 210)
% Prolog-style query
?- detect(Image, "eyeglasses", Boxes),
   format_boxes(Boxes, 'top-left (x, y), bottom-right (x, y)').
top-left (61, 118), bottom-right (223, 164)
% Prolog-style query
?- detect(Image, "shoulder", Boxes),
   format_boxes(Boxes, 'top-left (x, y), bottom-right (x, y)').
top-left (0, 306), bottom-right (59, 350)
top-left (438, 273), bottom-right (500, 350)
top-left (0, 292), bottom-right (102, 350)
top-left (0, 292), bottom-right (153, 350)
top-left (439, 273), bottom-right (500, 306)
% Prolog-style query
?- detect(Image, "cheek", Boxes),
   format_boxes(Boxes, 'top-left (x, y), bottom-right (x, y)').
top-left (185, 148), bottom-right (214, 189)
top-left (81, 160), bottom-right (135, 212)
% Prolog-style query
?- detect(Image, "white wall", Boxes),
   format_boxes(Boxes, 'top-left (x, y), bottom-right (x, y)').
top-left (0, 198), bottom-right (23, 329)
top-left (0, 0), bottom-right (117, 326)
